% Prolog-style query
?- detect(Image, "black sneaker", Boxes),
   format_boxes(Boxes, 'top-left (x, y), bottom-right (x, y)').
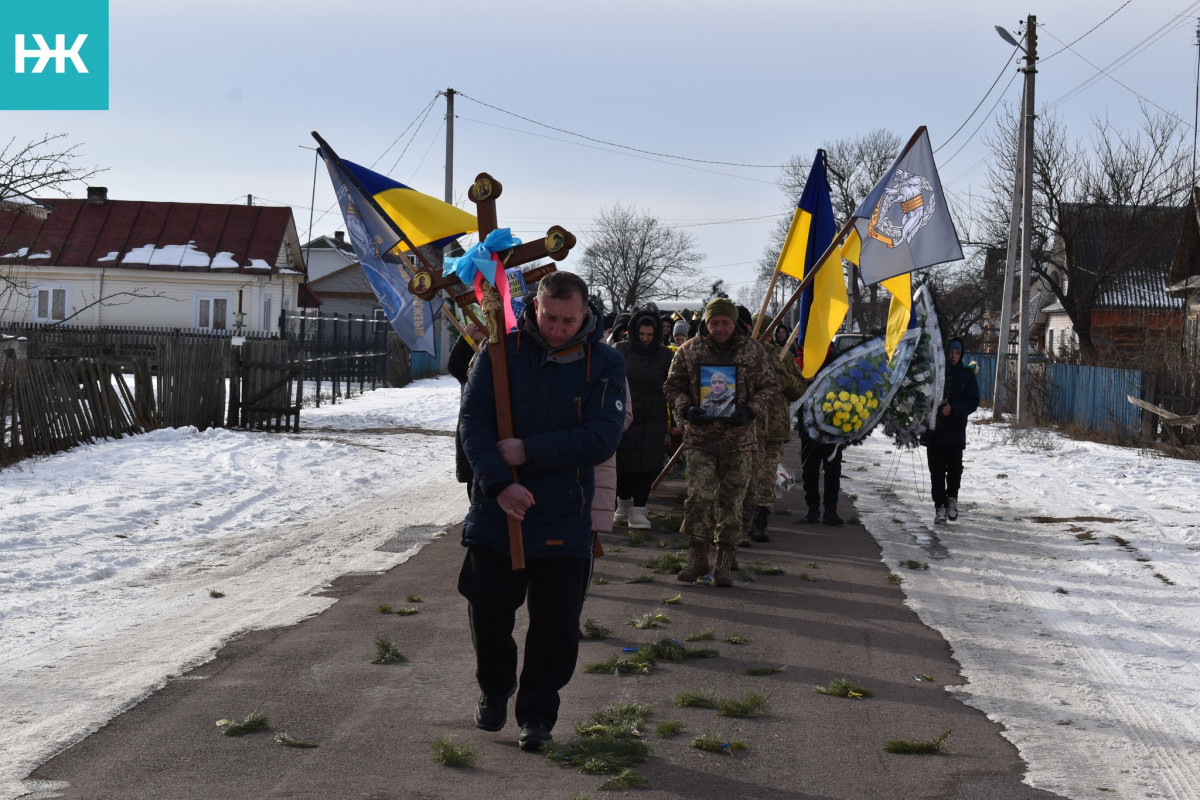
top-left (804, 506), bottom-right (821, 524)
top-left (518, 721), bottom-right (553, 752)
top-left (823, 508), bottom-right (843, 526)
top-left (474, 686), bottom-right (515, 732)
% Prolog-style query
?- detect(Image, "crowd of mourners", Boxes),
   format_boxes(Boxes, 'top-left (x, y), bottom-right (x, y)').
top-left (447, 271), bottom-right (978, 754)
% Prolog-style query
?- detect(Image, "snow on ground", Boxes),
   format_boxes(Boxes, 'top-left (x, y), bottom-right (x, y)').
top-left (3, 376), bottom-right (1199, 800)
top-left (0, 376), bottom-right (468, 800)
top-left (845, 414), bottom-right (1200, 800)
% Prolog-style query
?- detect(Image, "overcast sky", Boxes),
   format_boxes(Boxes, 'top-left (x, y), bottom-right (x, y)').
top-left (5, 0), bottom-right (1199, 303)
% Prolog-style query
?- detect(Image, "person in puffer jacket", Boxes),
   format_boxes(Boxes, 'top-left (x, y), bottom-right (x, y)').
top-left (458, 271), bottom-right (626, 753)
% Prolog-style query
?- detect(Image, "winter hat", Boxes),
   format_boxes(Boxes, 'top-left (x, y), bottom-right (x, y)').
top-left (737, 305), bottom-right (754, 331)
top-left (672, 319), bottom-right (690, 338)
top-left (703, 297), bottom-right (738, 323)
top-left (752, 312), bottom-right (774, 330)
top-left (947, 338), bottom-right (964, 354)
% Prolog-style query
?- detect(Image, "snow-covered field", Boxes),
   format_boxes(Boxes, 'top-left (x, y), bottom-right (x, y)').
top-left (847, 418), bottom-right (1200, 800)
top-left (0, 376), bottom-right (468, 800)
top-left (2, 377), bottom-right (1199, 800)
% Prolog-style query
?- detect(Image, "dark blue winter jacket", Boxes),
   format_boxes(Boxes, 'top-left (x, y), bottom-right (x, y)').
top-left (926, 340), bottom-right (980, 448)
top-left (459, 302), bottom-right (626, 560)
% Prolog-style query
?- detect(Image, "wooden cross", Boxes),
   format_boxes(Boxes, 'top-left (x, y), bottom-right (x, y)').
top-left (410, 173), bottom-right (578, 570)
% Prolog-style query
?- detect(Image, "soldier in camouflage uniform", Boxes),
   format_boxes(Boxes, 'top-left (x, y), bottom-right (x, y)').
top-left (741, 313), bottom-right (806, 544)
top-left (663, 297), bottom-right (780, 587)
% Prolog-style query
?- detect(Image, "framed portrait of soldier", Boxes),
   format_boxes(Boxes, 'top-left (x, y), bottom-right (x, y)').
top-left (699, 365), bottom-right (738, 419)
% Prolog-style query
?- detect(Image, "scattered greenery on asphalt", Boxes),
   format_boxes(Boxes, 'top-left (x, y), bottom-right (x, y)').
top-left (592, 576), bottom-right (610, 585)
top-left (582, 618), bottom-right (613, 639)
top-left (371, 634), bottom-right (406, 664)
top-left (883, 730), bottom-right (951, 754)
top-left (661, 592), bottom-right (682, 605)
top-left (624, 573), bottom-right (654, 584)
top-left (545, 703), bottom-right (653, 781)
top-left (685, 627), bottom-right (715, 641)
top-left (430, 736), bottom-right (478, 767)
top-left (673, 690), bottom-right (720, 709)
top-left (814, 678), bottom-right (874, 699)
top-left (716, 693), bottom-right (767, 717)
top-left (654, 721), bottom-right (685, 737)
top-left (899, 560), bottom-right (929, 570)
top-left (581, 653), bottom-right (654, 676)
top-left (640, 552), bottom-right (686, 574)
top-left (217, 711), bottom-right (269, 736)
top-left (723, 633), bottom-right (751, 645)
top-left (690, 733), bottom-right (747, 753)
top-left (886, 573), bottom-right (903, 584)
top-left (405, 594), bottom-right (423, 603)
top-left (275, 732), bottom-right (319, 748)
top-left (627, 611), bottom-right (670, 629)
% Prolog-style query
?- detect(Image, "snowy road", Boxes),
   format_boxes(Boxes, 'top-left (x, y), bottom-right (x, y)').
top-left (848, 419), bottom-right (1200, 800)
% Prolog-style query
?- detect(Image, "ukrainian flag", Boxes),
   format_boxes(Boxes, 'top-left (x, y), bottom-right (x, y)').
top-left (341, 159), bottom-right (477, 253)
top-left (776, 150), bottom-right (847, 378)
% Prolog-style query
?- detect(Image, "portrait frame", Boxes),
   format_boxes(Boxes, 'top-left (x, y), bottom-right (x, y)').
top-left (698, 364), bottom-right (739, 419)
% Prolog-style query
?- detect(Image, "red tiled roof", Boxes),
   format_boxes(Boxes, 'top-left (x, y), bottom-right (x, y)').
top-left (0, 198), bottom-right (297, 274)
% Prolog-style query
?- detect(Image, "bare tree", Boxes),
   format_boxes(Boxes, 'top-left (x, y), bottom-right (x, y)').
top-left (982, 103), bottom-right (1192, 360)
top-left (577, 203), bottom-right (704, 312)
top-left (758, 129), bottom-right (904, 331)
top-left (0, 133), bottom-right (104, 204)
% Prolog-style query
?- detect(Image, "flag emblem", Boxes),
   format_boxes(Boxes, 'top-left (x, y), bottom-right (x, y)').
top-left (867, 169), bottom-right (940, 249)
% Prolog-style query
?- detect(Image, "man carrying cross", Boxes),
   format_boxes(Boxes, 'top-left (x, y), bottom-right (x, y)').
top-left (457, 270), bottom-right (626, 752)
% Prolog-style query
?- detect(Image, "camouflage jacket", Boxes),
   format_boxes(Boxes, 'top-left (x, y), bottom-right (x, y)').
top-left (757, 341), bottom-right (805, 443)
top-left (663, 329), bottom-right (781, 454)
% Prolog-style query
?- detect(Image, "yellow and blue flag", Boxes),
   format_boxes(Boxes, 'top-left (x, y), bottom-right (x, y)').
top-left (777, 150), bottom-right (848, 378)
top-left (314, 133), bottom-right (475, 355)
top-left (340, 159), bottom-right (477, 253)
top-left (846, 127), bottom-right (962, 287)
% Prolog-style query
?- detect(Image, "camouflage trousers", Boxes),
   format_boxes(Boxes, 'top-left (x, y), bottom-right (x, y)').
top-left (682, 449), bottom-right (754, 547)
top-left (741, 440), bottom-right (785, 530)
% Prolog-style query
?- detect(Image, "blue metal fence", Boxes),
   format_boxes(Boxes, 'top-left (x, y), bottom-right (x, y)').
top-left (1044, 363), bottom-right (1141, 438)
top-left (963, 352), bottom-right (1143, 440)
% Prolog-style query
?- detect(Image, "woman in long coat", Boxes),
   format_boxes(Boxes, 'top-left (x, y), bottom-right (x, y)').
top-left (613, 307), bottom-right (675, 529)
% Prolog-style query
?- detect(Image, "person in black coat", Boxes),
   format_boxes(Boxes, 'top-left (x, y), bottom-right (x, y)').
top-left (923, 337), bottom-right (980, 524)
top-left (613, 308), bottom-right (674, 529)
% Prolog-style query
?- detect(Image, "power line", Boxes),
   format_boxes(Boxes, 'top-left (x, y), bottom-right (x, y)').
top-left (455, 90), bottom-right (786, 169)
top-left (1040, 0), bottom-right (1134, 62)
top-left (934, 44), bottom-right (1022, 155)
top-left (456, 115), bottom-right (777, 186)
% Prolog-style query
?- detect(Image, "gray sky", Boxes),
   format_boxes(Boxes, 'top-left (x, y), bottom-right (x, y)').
top-left (5, 0), bottom-right (1199, 304)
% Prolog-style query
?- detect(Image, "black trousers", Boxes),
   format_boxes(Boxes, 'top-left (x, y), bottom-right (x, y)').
top-left (616, 470), bottom-right (656, 506)
top-left (925, 444), bottom-right (965, 507)
top-left (799, 431), bottom-right (842, 510)
top-left (457, 545), bottom-right (589, 730)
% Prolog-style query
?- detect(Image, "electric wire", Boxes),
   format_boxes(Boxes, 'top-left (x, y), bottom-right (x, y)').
top-left (455, 90), bottom-right (786, 169)
top-left (939, 69), bottom-right (1023, 169)
top-left (1041, 23), bottom-right (1197, 129)
top-left (934, 44), bottom-right (1022, 156)
top-left (1039, 0), bottom-right (1134, 62)
top-left (456, 115), bottom-right (777, 186)
top-left (371, 93), bottom-right (439, 172)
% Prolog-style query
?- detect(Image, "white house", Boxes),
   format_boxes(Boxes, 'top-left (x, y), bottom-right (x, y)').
top-left (0, 187), bottom-right (317, 334)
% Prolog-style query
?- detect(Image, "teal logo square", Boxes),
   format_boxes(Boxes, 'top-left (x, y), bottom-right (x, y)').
top-left (0, 0), bottom-right (109, 110)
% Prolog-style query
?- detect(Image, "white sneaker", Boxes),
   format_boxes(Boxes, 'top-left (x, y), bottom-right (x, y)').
top-left (947, 498), bottom-right (958, 521)
top-left (629, 506), bottom-right (652, 529)
top-left (614, 498), bottom-right (631, 525)
top-left (934, 506), bottom-right (947, 524)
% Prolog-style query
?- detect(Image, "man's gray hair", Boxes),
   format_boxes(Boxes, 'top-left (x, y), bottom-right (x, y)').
top-left (536, 270), bottom-right (589, 306)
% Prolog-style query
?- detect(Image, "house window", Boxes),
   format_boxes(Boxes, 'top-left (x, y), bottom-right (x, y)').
top-left (1047, 330), bottom-right (1054, 356)
top-left (196, 294), bottom-right (231, 331)
top-left (34, 285), bottom-right (69, 322)
top-left (263, 298), bottom-right (272, 332)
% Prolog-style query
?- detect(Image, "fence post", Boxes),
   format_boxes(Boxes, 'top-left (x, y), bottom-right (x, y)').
top-left (1140, 371), bottom-right (1157, 443)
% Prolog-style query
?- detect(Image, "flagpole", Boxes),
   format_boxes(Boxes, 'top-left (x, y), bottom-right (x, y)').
top-left (762, 217), bottom-right (857, 348)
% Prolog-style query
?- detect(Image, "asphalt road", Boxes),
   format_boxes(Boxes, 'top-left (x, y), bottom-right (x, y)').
top-left (24, 444), bottom-right (1067, 800)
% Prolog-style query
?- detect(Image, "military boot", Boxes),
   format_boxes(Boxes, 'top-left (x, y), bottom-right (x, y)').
top-left (749, 506), bottom-right (770, 543)
top-left (676, 539), bottom-right (710, 583)
top-left (713, 544), bottom-right (737, 587)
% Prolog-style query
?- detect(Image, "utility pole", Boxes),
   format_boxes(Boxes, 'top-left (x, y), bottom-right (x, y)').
top-left (991, 16), bottom-right (1037, 423)
top-left (444, 87), bottom-right (455, 205)
top-left (438, 87), bottom-right (457, 374)
top-left (1015, 15), bottom-right (1037, 423)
